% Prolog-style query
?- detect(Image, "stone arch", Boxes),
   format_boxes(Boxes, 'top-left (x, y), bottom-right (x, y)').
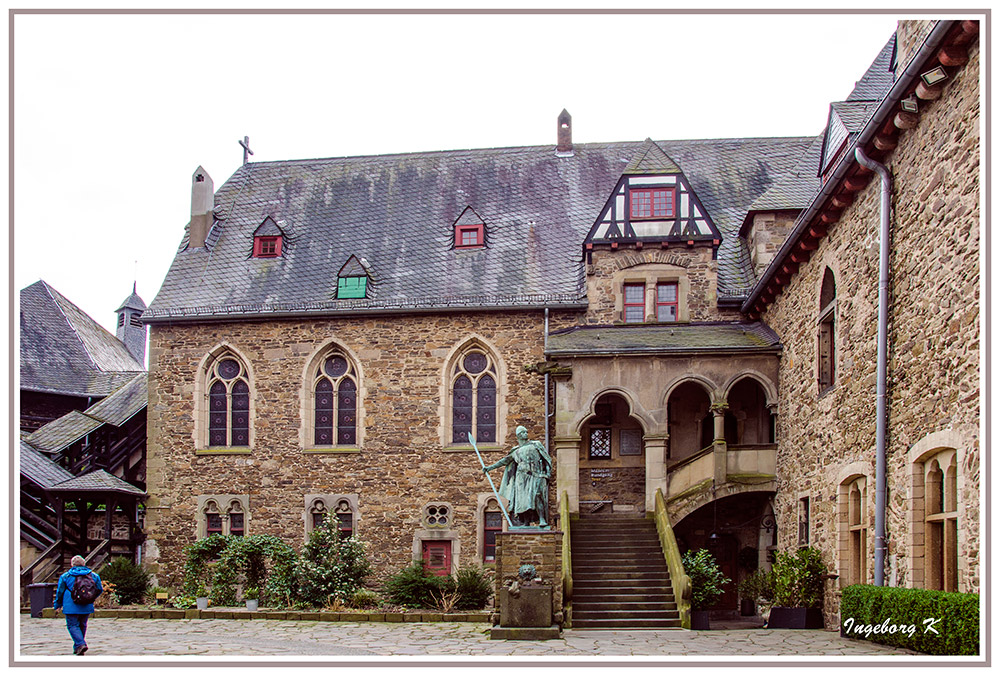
top-left (721, 371), bottom-right (778, 407)
top-left (662, 374), bottom-right (719, 405)
top-left (668, 485), bottom-right (777, 529)
top-left (439, 334), bottom-right (509, 448)
top-left (569, 386), bottom-right (653, 438)
top-left (299, 337), bottom-right (366, 450)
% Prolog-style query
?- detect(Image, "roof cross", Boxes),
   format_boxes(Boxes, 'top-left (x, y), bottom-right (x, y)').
top-left (239, 136), bottom-right (254, 165)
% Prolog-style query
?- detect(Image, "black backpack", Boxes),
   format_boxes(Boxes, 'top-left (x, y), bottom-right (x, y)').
top-left (70, 573), bottom-right (99, 604)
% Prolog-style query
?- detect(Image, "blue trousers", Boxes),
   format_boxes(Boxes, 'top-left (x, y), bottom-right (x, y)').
top-left (64, 613), bottom-right (89, 650)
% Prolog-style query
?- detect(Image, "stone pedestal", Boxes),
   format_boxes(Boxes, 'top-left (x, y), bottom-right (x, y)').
top-left (491, 529), bottom-right (563, 639)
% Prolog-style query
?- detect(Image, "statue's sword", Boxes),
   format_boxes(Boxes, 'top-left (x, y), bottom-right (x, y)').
top-left (470, 432), bottom-right (515, 529)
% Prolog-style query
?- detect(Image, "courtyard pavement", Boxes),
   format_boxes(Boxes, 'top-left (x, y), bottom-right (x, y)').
top-left (17, 616), bottom-right (921, 662)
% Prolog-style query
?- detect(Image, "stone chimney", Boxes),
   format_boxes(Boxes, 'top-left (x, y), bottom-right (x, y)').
top-left (557, 109), bottom-right (573, 155)
top-left (115, 282), bottom-right (148, 367)
top-left (189, 166), bottom-right (214, 248)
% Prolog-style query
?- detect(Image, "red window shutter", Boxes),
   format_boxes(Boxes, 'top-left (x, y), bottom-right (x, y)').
top-left (422, 541), bottom-right (452, 576)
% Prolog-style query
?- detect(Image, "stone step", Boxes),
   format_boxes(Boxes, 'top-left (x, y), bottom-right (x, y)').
top-left (571, 617), bottom-right (683, 629)
top-left (572, 589), bottom-right (675, 602)
top-left (571, 600), bottom-right (678, 612)
top-left (573, 561), bottom-right (667, 571)
top-left (573, 609), bottom-right (680, 621)
top-left (573, 571), bottom-right (671, 582)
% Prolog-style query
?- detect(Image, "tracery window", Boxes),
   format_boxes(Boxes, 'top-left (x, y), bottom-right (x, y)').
top-left (307, 495), bottom-right (356, 539)
top-left (818, 268), bottom-right (836, 393)
top-left (207, 354), bottom-right (250, 447)
top-left (198, 495), bottom-right (249, 538)
top-left (312, 350), bottom-right (358, 446)
top-left (841, 476), bottom-right (868, 585)
top-left (450, 347), bottom-right (497, 444)
top-left (924, 452), bottom-right (958, 592)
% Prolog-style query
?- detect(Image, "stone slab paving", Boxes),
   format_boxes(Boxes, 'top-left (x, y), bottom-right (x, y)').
top-left (17, 617), bottom-right (920, 660)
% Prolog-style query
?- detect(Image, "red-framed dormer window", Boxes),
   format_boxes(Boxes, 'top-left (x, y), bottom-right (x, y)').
top-left (254, 236), bottom-right (282, 258)
top-left (630, 188), bottom-right (676, 219)
top-left (455, 223), bottom-right (484, 249)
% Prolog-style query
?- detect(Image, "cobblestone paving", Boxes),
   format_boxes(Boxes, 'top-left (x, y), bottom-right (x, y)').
top-left (18, 617), bottom-right (918, 660)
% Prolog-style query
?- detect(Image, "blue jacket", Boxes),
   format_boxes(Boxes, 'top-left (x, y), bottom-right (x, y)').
top-left (54, 566), bottom-right (103, 614)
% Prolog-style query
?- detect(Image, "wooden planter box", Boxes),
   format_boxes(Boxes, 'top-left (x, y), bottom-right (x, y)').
top-left (768, 606), bottom-right (823, 629)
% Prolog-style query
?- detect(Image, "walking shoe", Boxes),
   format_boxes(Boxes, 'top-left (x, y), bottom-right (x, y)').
top-left (78, 645), bottom-right (88, 656)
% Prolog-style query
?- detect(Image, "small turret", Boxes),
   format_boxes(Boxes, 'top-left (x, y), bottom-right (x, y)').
top-left (115, 282), bottom-right (147, 367)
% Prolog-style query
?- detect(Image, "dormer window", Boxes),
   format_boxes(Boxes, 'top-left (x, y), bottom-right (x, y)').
top-left (456, 223), bottom-right (484, 248)
top-left (630, 188), bottom-right (676, 219)
top-left (254, 236), bottom-right (281, 258)
top-left (338, 276), bottom-right (367, 299)
top-left (452, 206), bottom-right (487, 249)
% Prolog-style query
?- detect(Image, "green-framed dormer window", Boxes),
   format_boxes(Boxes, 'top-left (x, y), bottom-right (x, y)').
top-left (338, 276), bottom-right (367, 299)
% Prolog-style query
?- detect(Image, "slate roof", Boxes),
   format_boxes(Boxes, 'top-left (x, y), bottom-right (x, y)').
top-left (846, 35), bottom-right (897, 102)
top-left (116, 283), bottom-right (147, 313)
top-left (23, 373), bottom-right (147, 453)
top-left (20, 440), bottom-right (74, 489)
top-left (545, 321), bottom-right (781, 357)
top-left (20, 281), bottom-right (145, 397)
top-left (49, 470), bottom-right (146, 496)
top-left (145, 137), bottom-right (813, 321)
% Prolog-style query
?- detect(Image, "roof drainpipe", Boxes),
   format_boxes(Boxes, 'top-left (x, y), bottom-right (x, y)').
top-left (855, 147), bottom-right (891, 586)
top-left (544, 308), bottom-right (551, 452)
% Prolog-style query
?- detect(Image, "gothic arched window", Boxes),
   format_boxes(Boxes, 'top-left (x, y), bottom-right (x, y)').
top-left (312, 350), bottom-right (358, 446)
top-left (207, 354), bottom-right (250, 447)
top-left (451, 347), bottom-right (497, 444)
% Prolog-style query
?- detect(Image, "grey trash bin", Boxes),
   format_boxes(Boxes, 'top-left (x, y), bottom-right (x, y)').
top-left (27, 582), bottom-right (57, 618)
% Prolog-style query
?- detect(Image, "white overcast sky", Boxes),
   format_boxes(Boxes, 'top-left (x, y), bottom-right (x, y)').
top-left (11, 8), bottom-right (921, 342)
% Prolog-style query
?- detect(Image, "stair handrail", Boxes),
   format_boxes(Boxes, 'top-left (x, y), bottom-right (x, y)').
top-left (654, 488), bottom-right (691, 629)
top-left (20, 537), bottom-right (64, 589)
top-left (560, 491), bottom-right (572, 602)
top-left (83, 539), bottom-right (112, 571)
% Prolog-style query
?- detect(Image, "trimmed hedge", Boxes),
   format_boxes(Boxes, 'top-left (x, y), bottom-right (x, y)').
top-left (839, 585), bottom-right (979, 655)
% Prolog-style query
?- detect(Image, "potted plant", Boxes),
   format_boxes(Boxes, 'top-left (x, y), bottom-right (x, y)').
top-left (244, 586), bottom-right (259, 611)
top-left (768, 547), bottom-right (826, 629)
top-left (195, 581), bottom-right (209, 611)
top-left (737, 568), bottom-right (773, 618)
top-left (681, 549), bottom-right (730, 630)
top-left (737, 547), bottom-right (760, 616)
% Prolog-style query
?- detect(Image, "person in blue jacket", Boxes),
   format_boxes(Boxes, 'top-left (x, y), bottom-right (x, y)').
top-left (53, 555), bottom-right (103, 655)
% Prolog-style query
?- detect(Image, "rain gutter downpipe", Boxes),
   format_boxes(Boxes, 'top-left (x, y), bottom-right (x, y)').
top-left (854, 147), bottom-right (891, 587)
top-left (544, 308), bottom-right (551, 452)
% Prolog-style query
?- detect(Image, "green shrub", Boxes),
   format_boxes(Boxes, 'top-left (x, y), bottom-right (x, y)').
top-left (98, 556), bottom-right (151, 605)
top-left (681, 549), bottom-right (730, 611)
top-left (170, 594), bottom-right (197, 609)
top-left (453, 566), bottom-right (493, 610)
top-left (840, 585), bottom-right (979, 655)
top-left (349, 588), bottom-right (381, 609)
top-left (293, 516), bottom-right (372, 607)
top-left (770, 547), bottom-right (825, 608)
top-left (383, 561), bottom-right (455, 609)
top-left (738, 568), bottom-right (773, 605)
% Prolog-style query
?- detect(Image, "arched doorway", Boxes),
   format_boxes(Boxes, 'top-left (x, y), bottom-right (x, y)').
top-left (667, 381), bottom-right (713, 462)
top-left (725, 377), bottom-right (774, 445)
top-left (578, 393), bottom-right (645, 514)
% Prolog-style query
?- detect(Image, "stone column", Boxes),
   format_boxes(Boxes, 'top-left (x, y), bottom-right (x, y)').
top-left (554, 436), bottom-right (581, 514)
top-left (644, 434), bottom-right (668, 514)
top-left (711, 402), bottom-right (728, 487)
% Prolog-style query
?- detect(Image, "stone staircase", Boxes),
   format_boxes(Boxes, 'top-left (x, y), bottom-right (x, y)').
top-left (570, 514), bottom-right (681, 629)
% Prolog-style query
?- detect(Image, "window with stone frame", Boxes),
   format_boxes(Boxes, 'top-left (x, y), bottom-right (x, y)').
top-left (312, 349), bottom-right (358, 447)
top-left (817, 268), bottom-right (837, 393)
top-left (450, 346), bottom-right (498, 445)
top-left (797, 496), bottom-right (811, 546)
top-left (656, 282), bottom-right (678, 322)
top-left (306, 495), bottom-right (357, 539)
top-left (198, 495), bottom-right (249, 539)
top-left (623, 283), bottom-right (645, 323)
top-left (841, 477), bottom-right (868, 586)
top-left (923, 451), bottom-right (959, 592)
top-left (206, 353), bottom-right (251, 447)
top-left (482, 498), bottom-right (504, 563)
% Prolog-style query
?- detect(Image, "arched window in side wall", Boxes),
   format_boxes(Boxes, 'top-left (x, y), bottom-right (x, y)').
top-left (312, 350), bottom-right (358, 447)
top-left (207, 353), bottom-right (250, 447)
top-left (923, 452), bottom-right (959, 592)
top-left (450, 346), bottom-right (498, 445)
top-left (818, 268), bottom-right (837, 393)
top-left (839, 476), bottom-right (868, 586)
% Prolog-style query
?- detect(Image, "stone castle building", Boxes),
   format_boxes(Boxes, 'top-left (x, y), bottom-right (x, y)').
top-left (139, 19), bottom-right (979, 623)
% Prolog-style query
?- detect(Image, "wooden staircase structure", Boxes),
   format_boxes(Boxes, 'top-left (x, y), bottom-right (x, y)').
top-left (570, 514), bottom-right (682, 629)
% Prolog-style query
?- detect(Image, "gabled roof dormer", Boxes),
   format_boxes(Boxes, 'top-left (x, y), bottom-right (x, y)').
top-left (252, 216), bottom-right (285, 258)
top-left (451, 207), bottom-right (487, 250)
top-left (336, 255), bottom-right (373, 299)
top-left (584, 139), bottom-right (721, 250)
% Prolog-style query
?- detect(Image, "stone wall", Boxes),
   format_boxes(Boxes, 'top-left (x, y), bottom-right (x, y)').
top-left (144, 310), bottom-right (561, 587)
top-left (760, 25), bottom-right (979, 625)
